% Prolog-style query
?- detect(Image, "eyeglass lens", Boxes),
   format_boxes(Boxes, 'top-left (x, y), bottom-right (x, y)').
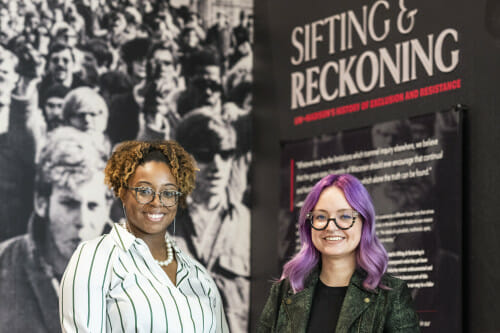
top-left (134, 187), bottom-right (179, 207)
top-left (309, 210), bottom-right (357, 230)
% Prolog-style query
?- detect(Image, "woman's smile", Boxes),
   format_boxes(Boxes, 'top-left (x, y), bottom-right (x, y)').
top-left (144, 211), bottom-right (166, 222)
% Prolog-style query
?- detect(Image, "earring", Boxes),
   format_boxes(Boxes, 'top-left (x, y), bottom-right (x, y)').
top-left (173, 217), bottom-right (176, 237)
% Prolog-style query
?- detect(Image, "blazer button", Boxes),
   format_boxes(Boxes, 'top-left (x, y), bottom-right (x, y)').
top-left (285, 298), bottom-right (292, 305)
top-left (364, 297), bottom-right (370, 303)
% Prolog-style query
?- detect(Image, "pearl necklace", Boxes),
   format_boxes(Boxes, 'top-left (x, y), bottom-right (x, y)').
top-left (156, 236), bottom-right (174, 267)
top-left (125, 222), bottom-right (174, 267)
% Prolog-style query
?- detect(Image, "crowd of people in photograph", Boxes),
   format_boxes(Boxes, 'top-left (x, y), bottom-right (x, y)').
top-left (0, 0), bottom-right (252, 331)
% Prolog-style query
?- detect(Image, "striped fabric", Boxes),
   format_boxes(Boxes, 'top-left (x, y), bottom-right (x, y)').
top-left (59, 223), bottom-right (229, 332)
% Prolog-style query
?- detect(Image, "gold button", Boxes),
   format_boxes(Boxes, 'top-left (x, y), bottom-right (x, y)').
top-left (364, 297), bottom-right (370, 303)
top-left (285, 298), bottom-right (292, 305)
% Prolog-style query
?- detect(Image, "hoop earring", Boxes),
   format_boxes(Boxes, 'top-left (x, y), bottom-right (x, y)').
top-left (173, 217), bottom-right (176, 237)
top-left (122, 205), bottom-right (127, 221)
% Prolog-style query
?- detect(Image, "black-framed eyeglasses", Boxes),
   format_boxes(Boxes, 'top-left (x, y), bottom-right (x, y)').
top-left (192, 149), bottom-right (236, 163)
top-left (126, 186), bottom-right (182, 207)
top-left (307, 209), bottom-right (359, 230)
top-left (192, 77), bottom-right (222, 92)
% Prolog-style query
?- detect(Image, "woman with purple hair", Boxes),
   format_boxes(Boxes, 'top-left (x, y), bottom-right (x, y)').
top-left (258, 174), bottom-right (419, 332)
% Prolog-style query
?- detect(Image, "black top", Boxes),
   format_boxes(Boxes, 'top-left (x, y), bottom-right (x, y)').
top-left (306, 279), bottom-right (348, 333)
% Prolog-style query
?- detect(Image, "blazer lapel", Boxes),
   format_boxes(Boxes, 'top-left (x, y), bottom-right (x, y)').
top-left (282, 269), bottom-right (319, 333)
top-left (283, 284), bottom-right (315, 333)
top-left (336, 271), bottom-right (378, 331)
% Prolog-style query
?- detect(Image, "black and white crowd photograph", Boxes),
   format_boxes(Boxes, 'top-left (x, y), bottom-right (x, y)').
top-left (0, 0), bottom-right (252, 331)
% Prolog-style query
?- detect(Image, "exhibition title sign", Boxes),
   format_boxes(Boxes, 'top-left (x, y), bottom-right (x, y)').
top-left (285, 0), bottom-right (461, 125)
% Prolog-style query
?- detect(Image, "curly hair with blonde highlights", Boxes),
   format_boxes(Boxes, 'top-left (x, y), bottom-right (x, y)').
top-left (104, 140), bottom-right (197, 208)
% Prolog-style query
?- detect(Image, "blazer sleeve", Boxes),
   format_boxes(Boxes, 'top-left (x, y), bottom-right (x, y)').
top-left (385, 282), bottom-right (421, 332)
top-left (257, 280), bottom-right (285, 333)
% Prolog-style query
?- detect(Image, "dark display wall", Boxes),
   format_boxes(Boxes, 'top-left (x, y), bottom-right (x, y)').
top-left (251, 0), bottom-right (500, 331)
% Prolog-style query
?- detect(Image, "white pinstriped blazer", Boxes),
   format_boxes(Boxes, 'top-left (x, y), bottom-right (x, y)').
top-left (59, 223), bottom-right (229, 332)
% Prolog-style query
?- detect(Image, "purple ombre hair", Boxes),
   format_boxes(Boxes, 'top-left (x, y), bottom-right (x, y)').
top-left (280, 174), bottom-right (388, 292)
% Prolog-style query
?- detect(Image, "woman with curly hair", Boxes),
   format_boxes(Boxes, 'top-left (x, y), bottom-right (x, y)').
top-left (258, 174), bottom-right (419, 333)
top-left (59, 140), bottom-right (229, 332)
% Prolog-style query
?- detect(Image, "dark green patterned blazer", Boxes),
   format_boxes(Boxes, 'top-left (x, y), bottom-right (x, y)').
top-left (257, 267), bottom-right (420, 333)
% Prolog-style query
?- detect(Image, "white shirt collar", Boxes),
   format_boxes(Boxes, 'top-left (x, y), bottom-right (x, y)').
top-left (110, 221), bottom-right (192, 268)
